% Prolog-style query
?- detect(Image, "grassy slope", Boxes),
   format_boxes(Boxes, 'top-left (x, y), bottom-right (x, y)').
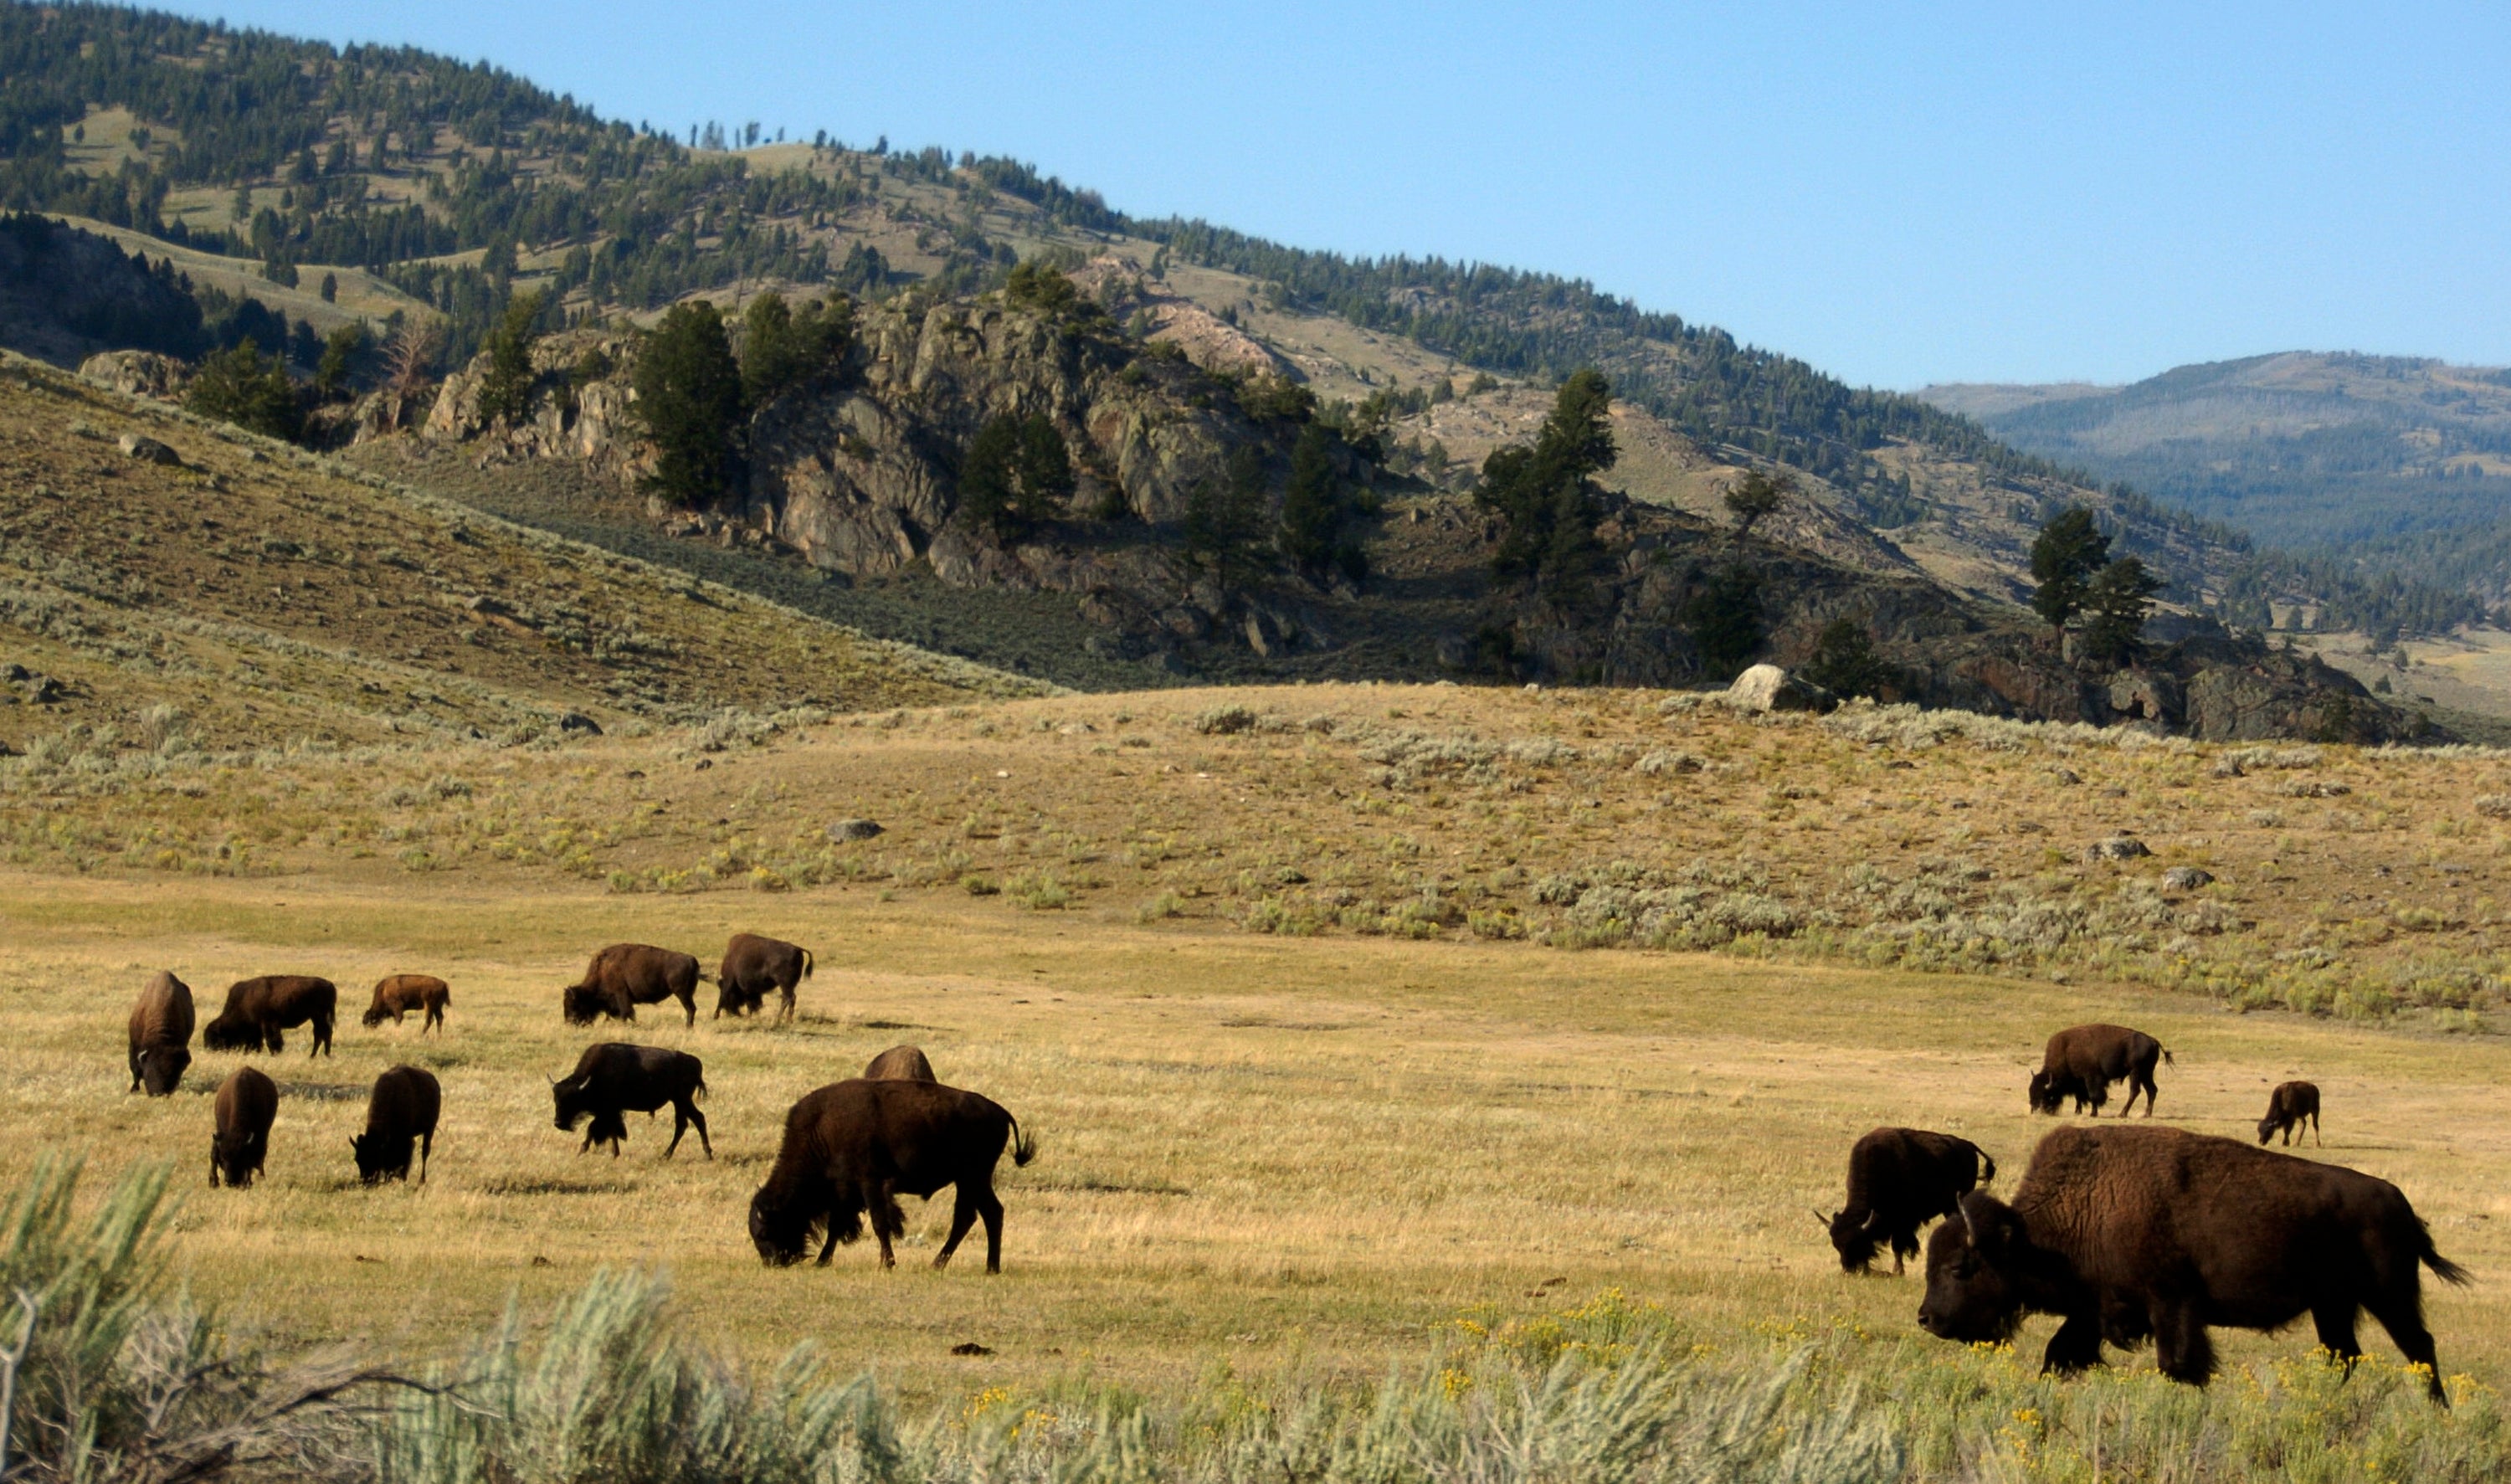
top-left (4, 697), bottom-right (2508, 1411)
top-left (0, 353), bottom-right (1045, 754)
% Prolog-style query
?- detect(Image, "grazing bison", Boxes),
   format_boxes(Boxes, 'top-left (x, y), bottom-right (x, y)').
top-left (562, 944), bottom-right (702, 1028)
top-left (362, 973), bottom-right (450, 1033)
top-left (2258, 1081), bottom-right (2323, 1147)
top-left (352, 1065), bottom-right (441, 1184)
top-left (863, 1044), bottom-right (937, 1081)
top-left (1822, 1127), bottom-right (1996, 1275)
top-left (715, 932), bottom-right (813, 1022)
top-left (748, 1078), bottom-right (1036, 1273)
top-left (210, 1066), bottom-right (278, 1189)
top-left (2028, 1023), bottom-right (2170, 1117)
top-left (552, 1043), bottom-right (711, 1158)
top-left (201, 976), bottom-right (336, 1057)
top-left (126, 970), bottom-right (195, 1096)
top-left (1918, 1124), bottom-right (2468, 1401)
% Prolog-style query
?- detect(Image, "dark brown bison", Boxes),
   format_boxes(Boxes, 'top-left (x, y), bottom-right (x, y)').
top-left (362, 973), bottom-right (450, 1033)
top-left (126, 970), bottom-right (195, 1096)
top-left (202, 976), bottom-right (336, 1057)
top-left (1821, 1127), bottom-right (1995, 1274)
top-left (748, 1079), bottom-right (1036, 1272)
top-left (352, 1065), bottom-right (441, 1184)
top-left (562, 944), bottom-right (702, 1027)
top-left (863, 1044), bottom-right (937, 1081)
top-left (2258, 1081), bottom-right (2323, 1147)
top-left (714, 932), bottom-right (813, 1022)
top-left (552, 1043), bottom-right (711, 1158)
top-left (2028, 1023), bottom-right (2170, 1117)
top-left (210, 1066), bottom-right (278, 1189)
top-left (1918, 1124), bottom-right (2468, 1401)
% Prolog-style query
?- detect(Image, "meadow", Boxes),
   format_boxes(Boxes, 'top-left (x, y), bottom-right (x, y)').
top-left (10, 684), bottom-right (2511, 1477)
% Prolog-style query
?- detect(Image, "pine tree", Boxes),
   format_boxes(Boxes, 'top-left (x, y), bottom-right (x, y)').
top-left (187, 341), bottom-right (302, 442)
top-left (2080, 556), bottom-right (2166, 665)
top-left (1185, 447), bottom-right (1270, 589)
top-left (1278, 424), bottom-right (1357, 582)
top-left (2030, 506), bottom-right (2110, 639)
top-left (475, 290), bottom-right (544, 425)
top-left (633, 300), bottom-right (745, 506)
top-left (1475, 367), bottom-right (1615, 605)
top-left (1723, 470), bottom-right (1788, 539)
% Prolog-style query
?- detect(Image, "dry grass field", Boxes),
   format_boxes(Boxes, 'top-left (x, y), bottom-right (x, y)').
top-left (9, 678), bottom-right (2511, 1445)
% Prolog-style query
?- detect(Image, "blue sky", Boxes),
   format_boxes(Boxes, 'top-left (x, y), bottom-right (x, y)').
top-left (182, 2), bottom-right (2511, 389)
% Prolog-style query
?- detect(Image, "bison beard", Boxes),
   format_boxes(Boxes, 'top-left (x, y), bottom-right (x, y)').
top-left (748, 1079), bottom-right (1037, 1272)
top-left (1918, 1124), bottom-right (2469, 1403)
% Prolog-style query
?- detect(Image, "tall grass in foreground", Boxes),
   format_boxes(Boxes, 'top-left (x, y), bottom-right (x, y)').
top-left (8, 1158), bottom-right (2506, 1481)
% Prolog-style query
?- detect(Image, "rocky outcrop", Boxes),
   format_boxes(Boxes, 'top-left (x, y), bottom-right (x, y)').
top-left (1723, 665), bottom-right (1832, 713)
top-left (80, 350), bottom-right (193, 399)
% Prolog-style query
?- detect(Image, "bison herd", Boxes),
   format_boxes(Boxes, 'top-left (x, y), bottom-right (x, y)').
top-left (115, 935), bottom-right (1039, 1271)
top-left (111, 957), bottom-right (2474, 1397)
top-left (1832, 1020), bottom-right (2467, 1403)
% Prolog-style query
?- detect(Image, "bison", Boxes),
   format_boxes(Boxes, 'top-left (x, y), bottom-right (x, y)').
top-left (863, 1044), bottom-right (937, 1081)
top-left (552, 1043), bottom-right (711, 1158)
top-left (210, 1066), bottom-right (278, 1189)
top-left (715, 932), bottom-right (813, 1023)
top-left (562, 944), bottom-right (702, 1028)
top-left (201, 975), bottom-right (336, 1057)
top-left (126, 970), bottom-right (195, 1096)
top-left (362, 973), bottom-right (450, 1034)
top-left (2258, 1081), bottom-right (2323, 1147)
top-left (1821, 1127), bottom-right (1996, 1275)
top-left (748, 1078), bottom-right (1036, 1273)
top-left (352, 1065), bottom-right (441, 1184)
top-left (2028, 1023), bottom-right (2170, 1117)
top-left (1918, 1123), bottom-right (2469, 1401)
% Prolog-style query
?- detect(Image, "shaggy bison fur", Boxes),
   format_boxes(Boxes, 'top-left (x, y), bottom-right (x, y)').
top-left (362, 973), bottom-right (449, 1033)
top-left (863, 1044), bottom-right (937, 1081)
top-left (202, 976), bottom-right (336, 1057)
top-left (2028, 1023), bottom-right (2170, 1117)
top-left (1823, 1127), bottom-right (1995, 1275)
top-left (1919, 1124), bottom-right (2468, 1402)
top-left (714, 932), bottom-right (813, 1022)
top-left (552, 1042), bottom-right (711, 1158)
top-left (2258, 1081), bottom-right (2323, 1147)
top-left (352, 1065), bottom-right (441, 1184)
top-left (562, 944), bottom-right (702, 1027)
top-left (210, 1066), bottom-right (278, 1189)
top-left (748, 1078), bottom-right (1036, 1273)
top-left (126, 970), bottom-right (195, 1096)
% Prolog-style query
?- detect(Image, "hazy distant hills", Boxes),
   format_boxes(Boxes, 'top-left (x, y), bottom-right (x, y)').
top-left (1920, 352), bottom-right (2511, 557)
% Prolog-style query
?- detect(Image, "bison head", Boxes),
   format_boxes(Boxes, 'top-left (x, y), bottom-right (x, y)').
top-left (749, 1187), bottom-right (812, 1266)
top-left (1918, 1194), bottom-right (2032, 1343)
top-left (561, 983), bottom-right (617, 1025)
top-left (552, 1076), bottom-right (591, 1132)
top-left (2255, 1114), bottom-right (2281, 1145)
top-left (361, 1005), bottom-right (391, 1028)
top-left (201, 1014), bottom-right (259, 1053)
top-left (350, 1131), bottom-right (400, 1184)
top-left (1822, 1209), bottom-right (1884, 1273)
top-left (136, 1045), bottom-right (190, 1097)
top-left (2026, 1071), bottom-right (2065, 1116)
top-left (210, 1130), bottom-right (259, 1188)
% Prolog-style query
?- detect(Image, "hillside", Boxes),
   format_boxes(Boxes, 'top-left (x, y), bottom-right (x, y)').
top-left (1922, 353), bottom-right (2511, 611)
top-left (0, 352), bottom-right (1044, 757)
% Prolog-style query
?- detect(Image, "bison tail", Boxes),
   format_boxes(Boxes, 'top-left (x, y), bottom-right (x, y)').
top-left (1979, 1149), bottom-right (1998, 1186)
top-left (1009, 1116), bottom-right (1040, 1168)
top-left (802, 947), bottom-right (814, 979)
top-left (693, 1074), bottom-right (709, 1103)
top-left (2422, 1227), bottom-right (2475, 1287)
top-left (2161, 1047), bottom-right (2175, 1066)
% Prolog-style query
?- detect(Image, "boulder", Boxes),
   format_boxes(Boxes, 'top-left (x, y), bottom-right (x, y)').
top-left (2162, 866), bottom-right (2216, 891)
top-left (2087, 836), bottom-right (2153, 862)
top-left (116, 434), bottom-right (182, 466)
top-left (1722, 664), bottom-right (1833, 714)
top-left (80, 351), bottom-right (192, 400)
top-left (827, 818), bottom-right (885, 842)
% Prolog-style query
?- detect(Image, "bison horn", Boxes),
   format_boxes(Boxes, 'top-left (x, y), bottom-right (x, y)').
top-left (1810, 1208), bottom-right (1829, 1229)
top-left (1957, 1198), bottom-right (1978, 1239)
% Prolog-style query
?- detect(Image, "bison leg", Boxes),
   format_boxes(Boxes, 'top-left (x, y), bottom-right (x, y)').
top-left (417, 1130), bottom-right (432, 1184)
top-left (687, 1101), bottom-right (712, 1159)
top-left (2041, 1311), bottom-right (2105, 1375)
top-left (266, 1024), bottom-right (286, 1055)
top-left (2313, 1303), bottom-right (2365, 1374)
top-left (936, 1189), bottom-right (979, 1270)
top-left (978, 1187), bottom-right (1006, 1274)
top-left (678, 990), bottom-right (696, 1028)
top-left (2312, 1112), bottom-right (2323, 1147)
top-left (665, 1100), bottom-right (711, 1158)
top-left (316, 1014), bottom-right (333, 1058)
top-left (2152, 1304), bottom-right (2216, 1387)
top-left (2365, 1295), bottom-right (2448, 1403)
top-left (868, 1181), bottom-right (902, 1268)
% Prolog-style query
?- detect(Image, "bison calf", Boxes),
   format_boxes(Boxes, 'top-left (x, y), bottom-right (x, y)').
top-left (127, 970), bottom-right (195, 1096)
top-left (352, 1065), bottom-right (441, 1184)
top-left (749, 1078), bottom-right (1036, 1273)
top-left (2258, 1081), bottom-right (2323, 1147)
top-left (863, 1044), bottom-right (937, 1081)
top-left (1919, 1124), bottom-right (2468, 1402)
top-left (562, 944), bottom-right (702, 1027)
top-left (552, 1043), bottom-right (711, 1158)
top-left (715, 932), bottom-right (813, 1023)
top-left (2028, 1023), bottom-right (2170, 1117)
top-left (1823, 1127), bottom-right (1995, 1275)
top-left (202, 975), bottom-right (336, 1057)
top-left (210, 1066), bottom-right (279, 1188)
top-left (363, 973), bottom-right (450, 1034)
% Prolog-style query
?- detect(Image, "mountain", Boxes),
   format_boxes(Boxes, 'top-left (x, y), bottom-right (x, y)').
top-left (1922, 353), bottom-right (2511, 610)
top-left (0, 0), bottom-right (2435, 740)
